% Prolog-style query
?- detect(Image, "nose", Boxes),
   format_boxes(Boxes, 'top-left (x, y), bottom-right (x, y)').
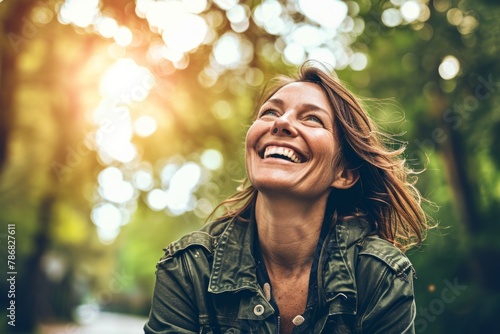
top-left (271, 115), bottom-right (298, 137)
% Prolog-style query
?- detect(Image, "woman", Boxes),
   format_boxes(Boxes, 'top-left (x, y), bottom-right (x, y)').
top-left (144, 60), bottom-right (431, 334)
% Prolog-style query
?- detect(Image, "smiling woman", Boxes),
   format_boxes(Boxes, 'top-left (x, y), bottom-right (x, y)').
top-left (144, 60), bottom-right (432, 334)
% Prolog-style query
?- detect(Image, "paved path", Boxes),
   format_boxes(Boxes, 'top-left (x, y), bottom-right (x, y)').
top-left (39, 312), bottom-right (148, 334)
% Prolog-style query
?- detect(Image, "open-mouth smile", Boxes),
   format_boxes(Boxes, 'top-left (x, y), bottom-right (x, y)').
top-left (261, 145), bottom-right (304, 163)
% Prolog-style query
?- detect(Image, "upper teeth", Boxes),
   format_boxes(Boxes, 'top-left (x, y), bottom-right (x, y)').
top-left (264, 146), bottom-right (301, 163)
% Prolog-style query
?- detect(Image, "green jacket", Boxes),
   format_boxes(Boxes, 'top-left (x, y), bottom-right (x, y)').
top-left (144, 217), bottom-right (416, 333)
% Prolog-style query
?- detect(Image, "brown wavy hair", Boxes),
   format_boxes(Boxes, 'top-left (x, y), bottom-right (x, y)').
top-left (210, 60), bottom-right (433, 252)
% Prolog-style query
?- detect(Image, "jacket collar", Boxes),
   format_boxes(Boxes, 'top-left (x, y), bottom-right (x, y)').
top-left (319, 218), bottom-right (374, 315)
top-left (208, 214), bottom-right (374, 315)
top-left (208, 217), bottom-right (259, 294)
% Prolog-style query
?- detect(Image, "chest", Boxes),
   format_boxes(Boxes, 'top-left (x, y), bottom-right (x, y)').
top-left (271, 277), bottom-right (310, 334)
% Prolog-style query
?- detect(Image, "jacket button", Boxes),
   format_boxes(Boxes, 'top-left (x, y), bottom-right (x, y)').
top-left (292, 315), bottom-right (305, 326)
top-left (253, 304), bottom-right (265, 316)
top-left (263, 283), bottom-right (271, 301)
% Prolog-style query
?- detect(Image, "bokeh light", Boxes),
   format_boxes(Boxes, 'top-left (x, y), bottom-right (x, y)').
top-left (400, 0), bottom-right (422, 22)
top-left (291, 25), bottom-right (324, 48)
top-left (382, 8), bottom-right (403, 27)
top-left (447, 8), bottom-right (463, 26)
top-left (350, 52), bottom-right (368, 71)
top-left (212, 100), bottom-right (233, 119)
top-left (146, 162), bottom-right (203, 215)
top-left (183, 0), bottom-right (208, 14)
top-left (169, 162), bottom-right (202, 192)
top-left (98, 166), bottom-right (122, 188)
top-left (298, 0), bottom-right (348, 29)
top-left (253, 0), bottom-right (287, 35)
top-left (284, 43), bottom-right (306, 65)
top-left (212, 32), bottom-right (253, 69)
top-left (114, 26), bottom-right (133, 47)
top-left (88, 55), bottom-right (161, 244)
top-left (96, 17), bottom-right (118, 38)
top-left (133, 169), bottom-right (154, 191)
top-left (308, 48), bottom-right (337, 68)
top-left (250, 0), bottom-right (419, 71)
top-left (99, 58), bottom-right (154, 101)
top-left (32, 6), bottom-right (54, 25)
top-left (91, 203), bottom-right (124, 243)
top-left (147, 189), bottom-right (169, 211)
top-left (97, 167), bottom-right (135, 204)
top-left (59, 0), bottom-right (99, 28)
top-left (438, 55), bottom-right (460, 80)
top-left (161, 13), bottom-right (208, 53)
top-left (134, 115), bottom-right (158, 137)
top-left (100, 181), bottom-right (135, 204)
top-left (201, 149), bottom-right (223, 170)
top-left (195, 198), bottom-right (215, 217)
top-left (92, 58), bottom-right (155, 165)
top-left (213, 0), bottom-right (238, 11)
top-left (146, 0), bottom-right (208, 53)
top-left (227, 4), bottom-right (248, 24)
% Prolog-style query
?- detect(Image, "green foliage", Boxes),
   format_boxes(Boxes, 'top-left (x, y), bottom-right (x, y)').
top-left (0, 0), bottom-right (499, 332)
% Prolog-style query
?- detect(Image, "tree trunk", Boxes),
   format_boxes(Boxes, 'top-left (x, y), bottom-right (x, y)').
top-left (439, 97), bottom-right (500, 292)
top-left (12, 195), bottom-right (54, 333)
top-left (440, 121), bottom-right (481, 233)
top-left (0, 0), bottom-right (34, 172)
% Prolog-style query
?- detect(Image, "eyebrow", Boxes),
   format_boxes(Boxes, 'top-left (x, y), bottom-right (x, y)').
top-left (264, 97), bottom-right (333, 117)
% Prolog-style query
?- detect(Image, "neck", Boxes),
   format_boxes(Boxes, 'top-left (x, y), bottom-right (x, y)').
top-left (255, 192), bottom-right (328, 276)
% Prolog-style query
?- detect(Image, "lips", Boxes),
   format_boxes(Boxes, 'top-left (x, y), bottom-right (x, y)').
top-left (262, 145), bottom-right (304, 163)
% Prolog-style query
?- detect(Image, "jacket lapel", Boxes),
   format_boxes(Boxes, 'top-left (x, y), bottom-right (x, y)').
top-left (208, 219), bottom-right (260, 294)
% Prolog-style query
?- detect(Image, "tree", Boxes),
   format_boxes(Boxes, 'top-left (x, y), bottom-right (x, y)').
top-left (1, 0), bottom-right (499, 333)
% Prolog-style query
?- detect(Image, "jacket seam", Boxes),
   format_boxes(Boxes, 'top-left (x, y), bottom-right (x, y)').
top-left (358, 250), bottom-right (412, 276)
top-left (159, 232), bottom-right (215, 264)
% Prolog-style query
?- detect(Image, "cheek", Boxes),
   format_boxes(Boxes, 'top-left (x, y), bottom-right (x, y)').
top-left (309, 135), bottom-right (340, 170)
top-left (245, 127), bottom-right (255, 156)
top-left (245, 124), bottom-right (260, 166)
top-left (245, 121), bottom-right (266, 150)
top-left (309, 133), bottom-right (337, 154)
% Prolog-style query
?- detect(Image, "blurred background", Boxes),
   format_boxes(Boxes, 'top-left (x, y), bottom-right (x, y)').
top-left (0, 0), bottom-right (499, 333)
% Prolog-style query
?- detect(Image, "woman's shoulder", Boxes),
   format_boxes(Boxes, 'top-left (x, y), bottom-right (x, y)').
top-left (158, 218), bottom-right (233, 264)
top-left (356, 235), bottom-right (415, 281)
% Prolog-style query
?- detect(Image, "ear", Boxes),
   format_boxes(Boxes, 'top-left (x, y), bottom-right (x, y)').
top-left (331, 168), bottom-right (359, 190)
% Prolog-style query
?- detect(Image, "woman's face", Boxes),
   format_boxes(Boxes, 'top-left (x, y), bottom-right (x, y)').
top-left (246, 81), bottom-right (342, 200)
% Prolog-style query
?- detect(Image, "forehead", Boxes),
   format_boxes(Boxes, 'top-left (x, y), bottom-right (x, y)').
top-left (265, 82), bottom-right (332, 112)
